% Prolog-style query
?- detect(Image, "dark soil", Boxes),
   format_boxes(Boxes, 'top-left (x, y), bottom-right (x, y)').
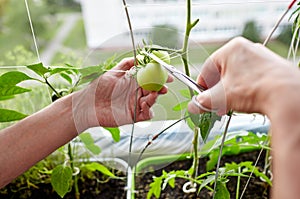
top-left (0, 170), bottom-right (127, 199)
top-left (0, 151), bottom-right (270, 199)
top-left (135, 150), bottom-right (270, 199)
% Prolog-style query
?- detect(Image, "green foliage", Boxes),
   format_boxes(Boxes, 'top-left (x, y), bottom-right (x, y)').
top-left (191, 112), bottom-right (221, 143)
top-left (0, 109), bottom-right (27, 122)
top-left (241, 21), bottom-right (261, 43)
top-left (0, 70), bottom-right (35, 122)
top-left (0, 57), bottom-right (122, 197)
top-left (151, 24), bottom-right (179, 49)
top-left (146, 132), bottom-right (271, 198)
top-left (215, 181), bottom-right (230, 199)
top-left (276, 25), bottom-right (293, 46)
top-left (79, 132), bottom-right (101, 155)
top-left (1, 46), bottom-right (36, 66)
top-left (44, 0), bottom-right (81, 14)
top-left (204, 132), bottom-right (269, 171)
top-left (51, 165), bottom-right (73, 198)
top-left (104, 127), bottom-right (121, 142)
top-left (82, 162), bottom-right (116, 178)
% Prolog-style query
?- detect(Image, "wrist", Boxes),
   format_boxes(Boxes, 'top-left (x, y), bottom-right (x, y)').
top-left (71, 86), bottom-right (101, 133)
top-left (261, 65), bottom-right (300, 119)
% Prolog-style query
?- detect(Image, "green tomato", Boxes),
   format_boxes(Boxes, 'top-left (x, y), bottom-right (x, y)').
top-left (137, 62), bottom-right (168, 91)
top-left (151, 50), bottom-right (171, 65)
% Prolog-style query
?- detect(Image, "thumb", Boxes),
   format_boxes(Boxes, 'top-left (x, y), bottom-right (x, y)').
top-left (114, 58), bottom-right (135, 71)
top-left (188, 81), bottom-right (227, 115)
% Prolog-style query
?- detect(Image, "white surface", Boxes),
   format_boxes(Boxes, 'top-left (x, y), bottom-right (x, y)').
top-left (79, 113), bottom-right (269, 160)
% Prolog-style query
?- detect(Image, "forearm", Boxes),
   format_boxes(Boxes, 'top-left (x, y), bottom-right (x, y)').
top-left (271, 115), bottom-right (300, 199)
top-left (0, 94), bottom-right (77, 188)
top-left (264, 69), bottom-right (300, 199)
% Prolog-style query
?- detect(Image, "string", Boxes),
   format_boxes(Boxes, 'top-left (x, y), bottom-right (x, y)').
top-left (24, 0), bottom-right (41, 63)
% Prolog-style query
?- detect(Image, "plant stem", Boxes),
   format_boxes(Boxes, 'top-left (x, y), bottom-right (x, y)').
top-left (181, 0), bottom-right (199, 97)
top-left (236, 166), bottom-right (241, 199)
top-left (181, 0), bottom-right (200, 182)
top-left (191, 127), bottom-right (199, 179)
top-left (68, 143), bottom-right (80, 199)
top-left (122, 0), bottom-right (138, 169)
top-left (212, 111), bottom-right (233, 199)
top-left (45, 78), bottom-right (61, 98)
top-left (180, 0), bottom-right (200, 183)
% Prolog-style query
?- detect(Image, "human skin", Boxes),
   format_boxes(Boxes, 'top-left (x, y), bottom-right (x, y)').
top-left (188, 37), bottom-right (300, 199)
top-left (0, 58), bottom-right (172, 188)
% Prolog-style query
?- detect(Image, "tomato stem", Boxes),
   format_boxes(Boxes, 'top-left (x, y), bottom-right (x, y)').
top-left (181, 0), bottom-right (200, 181)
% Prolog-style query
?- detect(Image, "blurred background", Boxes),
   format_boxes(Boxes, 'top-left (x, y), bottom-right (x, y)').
top-left (0, 0), bottom-right (297, 125)
top-left (0, 0), bottom-right (296, 67)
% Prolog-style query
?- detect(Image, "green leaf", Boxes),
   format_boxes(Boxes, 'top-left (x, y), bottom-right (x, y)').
top-left (0, 71), bottom-right (33, 86)
top-left (0, 95), bottom-right (15, 101)
top-left (79, 132), bottom-right (101, 155)
top-left (78, 65), bottom-right (105, 85)
top-left (215, 181), bottom-right (230, 199)
top-left (148, 176), bottom-right (163, 199)
top-left (105, 127), bottom-right (121, 142)
top-left (0, 86), bottom-right (31, 97)
top-left (179, 89), bottom-right (192, 99)
top-left (172, 100), bottom-right (188, 111)
top-left (50, 67), bottom-right (74, 75)
top-left (206, 150), bottom-right (220, 171)
top-left (60, 73), bottom-right (73, 85)
top-left (0, 109), bottom-right (27, 122)
top-left (190, 112), bottom-right (221, 143)
top-left (239, 162), bottom-right (272, 185)
top-left (201, 113), bottom-right (219, 142)
top-left (27, 62), bottom-right (50, 77)
top-left (199, 175), bottom-right (216, 191)
top-left (51, 165), bottom-right (72, 198)
top-left (84, 162), bottom-right (116, 178)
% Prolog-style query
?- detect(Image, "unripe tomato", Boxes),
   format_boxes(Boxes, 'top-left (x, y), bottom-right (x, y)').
top-left (151, 50), bottom-right (171, 65)
top-left (137, 62), bottom-right (168, 91)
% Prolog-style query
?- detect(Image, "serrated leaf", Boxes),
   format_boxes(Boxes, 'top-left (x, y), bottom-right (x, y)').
top-left (51, 165), bottom-right (72, 198)
top-left (172, 100), bottom-right (188, 111)
top-left (148, 176), bottom-right (163, 199)
top-left (27, 62), bottom-right (50, 77)
top-left (215, 181), bottom-right (230, 199)
top-left (0, 86), bottom-right (31, 97)
top-left (0, 109), bottom-right (27, 122)
top-left (84, 162), bottom-right (116, 178)
top-left (105, 127), bottom-right (120, 142)
top-left (79, 132), bottom-right (101, 155)
top-left (0, 71), bottom-right (33, 86)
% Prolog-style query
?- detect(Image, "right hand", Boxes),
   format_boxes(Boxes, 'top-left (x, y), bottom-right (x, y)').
top-left (188, 37), bottom-right (294, 116)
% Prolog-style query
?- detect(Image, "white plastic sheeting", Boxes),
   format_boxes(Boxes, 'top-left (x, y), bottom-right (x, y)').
top-left (82, 113), bottom-right (269, 160)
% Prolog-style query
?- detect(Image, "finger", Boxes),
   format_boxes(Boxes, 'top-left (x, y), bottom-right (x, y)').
top-left (158, 85), bottom-right (168, 95)
top-left (166, 75), bottom-right (174, 83)
top-left (197, 55), bottom-right (222, 89)
top-left (113, 57), bottom-right (135, 71)
top-left (140, 92), bottom-right (158, 108)
top-left (137, 101), bottom-right (153, 121)
top-left (188, 81), bottom-right (227, 115)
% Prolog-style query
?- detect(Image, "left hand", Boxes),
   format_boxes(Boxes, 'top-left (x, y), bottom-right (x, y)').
top-left (72, 58), bottom-right (172, 131)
